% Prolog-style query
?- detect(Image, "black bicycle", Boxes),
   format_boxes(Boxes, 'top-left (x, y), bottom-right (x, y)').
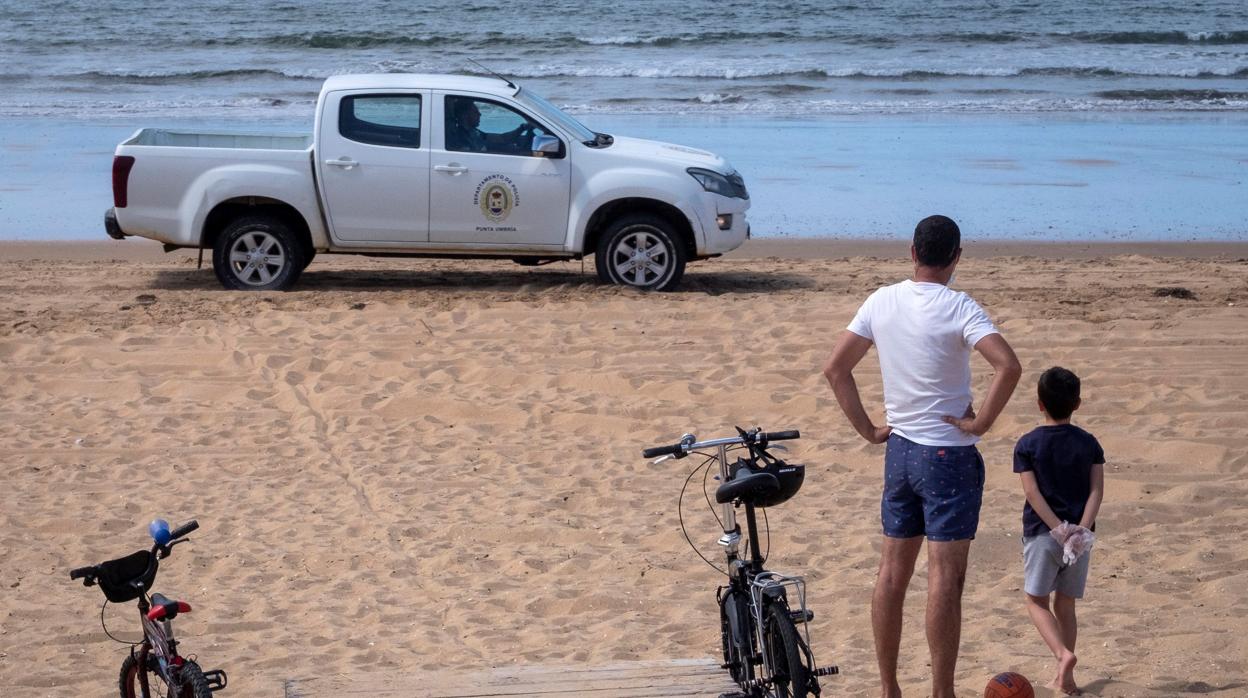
top-left (643, 427), bottom-right (838, 698)
top-left (69, 518), bottom-right (227, 698)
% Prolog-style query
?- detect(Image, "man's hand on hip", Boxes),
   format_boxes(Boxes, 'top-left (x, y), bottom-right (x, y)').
top-left (865, 424), bottom-right (893, 444)
top-left (941, 404), bottom-right (986, 436)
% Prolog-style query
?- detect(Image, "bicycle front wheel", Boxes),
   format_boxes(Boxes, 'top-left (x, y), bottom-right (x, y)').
top-left (118, 653), bottom-right (152, 698)
top-left (719, 588), bottom-right (754, 686)
top-left (764, 604), bottom-right (812, 698)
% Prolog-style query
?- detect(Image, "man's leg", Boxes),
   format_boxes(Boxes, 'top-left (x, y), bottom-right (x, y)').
top-left (873, 535), bottom-right (923, 698)
top-left (926, 539), bottom-right (971, 698)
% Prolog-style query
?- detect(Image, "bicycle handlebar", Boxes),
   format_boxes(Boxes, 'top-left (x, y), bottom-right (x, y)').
top-left (69, 565), bottom-right (98, 581)
top-left (170, 519), bottom-right (199, 541)
top-left (69, 518), bottom-right (199, 586)
top-left (641, 443), bottom-right (683, 458)
top-left (641, 428), bottom-right (801, 459)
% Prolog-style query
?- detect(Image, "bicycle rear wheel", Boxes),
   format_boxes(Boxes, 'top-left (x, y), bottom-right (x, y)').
top-left (119, 652), bottom-right (212, 698)
top-left (176, 661), bottom-right (213, 698)
top-left (764, 604), bottom-right (812, 698)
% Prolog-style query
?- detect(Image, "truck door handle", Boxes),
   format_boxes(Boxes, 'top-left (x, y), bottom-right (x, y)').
top-left (325, 158), bottom-right (358, 169)
top-left (434, 164), bottom-right (468, 175)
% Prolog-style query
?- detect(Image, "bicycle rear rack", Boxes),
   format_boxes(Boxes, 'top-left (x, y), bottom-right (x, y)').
top-left (749, 572), bottom-right (816, 678)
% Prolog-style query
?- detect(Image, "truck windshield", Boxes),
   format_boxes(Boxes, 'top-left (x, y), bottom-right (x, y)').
top-left (514, 88), bottom-right (598, 145)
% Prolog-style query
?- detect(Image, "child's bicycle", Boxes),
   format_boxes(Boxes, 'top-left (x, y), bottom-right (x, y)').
top-left (69, 518), bottom-right (228, 698)
top-left (643, 427), bottom-right (838, 698)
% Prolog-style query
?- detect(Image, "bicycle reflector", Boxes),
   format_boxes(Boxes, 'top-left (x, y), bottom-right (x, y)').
top-left (149, 519), bottom-right (172, 546)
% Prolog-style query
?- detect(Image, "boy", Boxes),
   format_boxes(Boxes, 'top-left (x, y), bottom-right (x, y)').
top-left (1013, 366), bottom-right (1105, 695)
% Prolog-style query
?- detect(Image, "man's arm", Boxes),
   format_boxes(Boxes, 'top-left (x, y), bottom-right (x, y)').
top-left (942, 333), bottom-right (1022, 436)
top-left (823, 330), bottom-right (892, 444)
top-left (1078, 463), bottom-right (1105, 529)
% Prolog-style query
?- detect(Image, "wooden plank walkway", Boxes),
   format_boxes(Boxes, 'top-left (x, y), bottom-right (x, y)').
top-left (283, 658), bottom-right (739, 697)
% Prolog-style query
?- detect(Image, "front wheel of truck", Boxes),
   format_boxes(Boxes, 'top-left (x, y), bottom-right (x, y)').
top-left (213, 216), bottom-right (304, 291)
top-left (594, 215), bottom-right (687, 291)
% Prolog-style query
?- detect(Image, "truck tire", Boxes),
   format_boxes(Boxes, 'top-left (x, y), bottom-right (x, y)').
top-left (212, 216), bottom-right (305, 291)
top-left (594, 214), bottom-right (687, 291)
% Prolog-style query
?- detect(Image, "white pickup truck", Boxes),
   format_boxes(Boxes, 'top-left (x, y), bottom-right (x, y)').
top-left (106, 74), bottom-right (750, 291)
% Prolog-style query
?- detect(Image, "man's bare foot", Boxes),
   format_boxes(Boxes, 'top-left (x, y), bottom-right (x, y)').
top-left (1047, 651), bottom-right (1081, 695)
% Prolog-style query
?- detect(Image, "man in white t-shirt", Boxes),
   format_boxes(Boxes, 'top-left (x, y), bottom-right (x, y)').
top-left (823, 215), bottom-right (1021, 698)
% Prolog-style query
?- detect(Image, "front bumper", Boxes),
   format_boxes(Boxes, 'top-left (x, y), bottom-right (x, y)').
top-left (104, 208), bottom-right (127, 240)
top-left (701, 196), bottom-right (750, 255)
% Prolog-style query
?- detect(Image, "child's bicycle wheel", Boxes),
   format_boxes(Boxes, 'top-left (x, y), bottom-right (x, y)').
top-left (119, 654), bottom-right (213, 698)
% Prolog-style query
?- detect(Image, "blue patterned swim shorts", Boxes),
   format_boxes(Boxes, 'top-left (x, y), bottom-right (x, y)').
top-left (882, 433), bottom-right (985, 541)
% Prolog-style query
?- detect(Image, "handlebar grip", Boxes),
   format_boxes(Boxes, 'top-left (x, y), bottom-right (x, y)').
top-left (642, 444), bottom-right (682, 458)
top-left (169, 519), bottom-right (199, 540)
top-left (763, 429), bottom-right (801, 441)
top-left (69, 566), bottom-right (96, 580)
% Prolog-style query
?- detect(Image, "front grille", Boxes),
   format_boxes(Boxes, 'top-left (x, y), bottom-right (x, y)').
top-left (726, 171), bottom-right (749, 200)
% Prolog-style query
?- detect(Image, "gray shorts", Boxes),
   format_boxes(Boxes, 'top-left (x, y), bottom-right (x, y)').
top-left (1023, 534), bottom-right (1090, 598)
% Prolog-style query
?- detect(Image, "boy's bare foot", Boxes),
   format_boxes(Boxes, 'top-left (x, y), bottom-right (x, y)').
top-left (1048, 651), bottom-right (1081, 695)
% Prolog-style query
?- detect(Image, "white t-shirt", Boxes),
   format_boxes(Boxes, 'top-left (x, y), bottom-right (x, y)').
top-left (847, 280), bottom-right (999, 447)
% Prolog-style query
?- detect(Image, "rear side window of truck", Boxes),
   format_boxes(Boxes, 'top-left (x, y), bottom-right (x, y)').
top-left (339, 94), bottom-right (422, 149)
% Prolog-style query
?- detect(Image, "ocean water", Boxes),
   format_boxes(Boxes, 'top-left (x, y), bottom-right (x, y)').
top-left (1, 0), bottom-right (1246, 240)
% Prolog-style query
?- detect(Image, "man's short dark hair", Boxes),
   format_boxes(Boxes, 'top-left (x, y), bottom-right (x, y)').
top-left (1038, 366), bottom-right (1081, 420)
top-left (913, 215), bottom-right (961, 267)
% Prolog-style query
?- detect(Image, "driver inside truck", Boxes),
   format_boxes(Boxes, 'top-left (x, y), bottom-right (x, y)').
top-left (445, 97), bottom-right (531, 154)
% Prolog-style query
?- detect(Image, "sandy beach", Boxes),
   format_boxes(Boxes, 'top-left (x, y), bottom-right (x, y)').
top-left (1, 239), bottom-right (1246, 696)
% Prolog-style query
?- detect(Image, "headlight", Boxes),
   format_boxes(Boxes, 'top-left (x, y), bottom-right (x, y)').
top-left (687, 168), bottom-right (739, 198)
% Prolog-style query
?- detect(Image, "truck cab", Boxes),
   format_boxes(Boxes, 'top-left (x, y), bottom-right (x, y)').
top-left (108, 74), bottom-right (751, 291)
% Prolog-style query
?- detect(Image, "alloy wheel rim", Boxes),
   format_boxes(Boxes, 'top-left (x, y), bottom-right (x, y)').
top-left (228, 231), bottom-right (286, 287)
top-left (611, 230), bottom-right (669, 287)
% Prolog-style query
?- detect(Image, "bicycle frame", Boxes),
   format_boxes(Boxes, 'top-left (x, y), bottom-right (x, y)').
top-left (710, 444), bottom-right (819, 688)
top-left (137, 593), bottom-right (182, 692)
top-left (649, 429), bottom-right (835, 696)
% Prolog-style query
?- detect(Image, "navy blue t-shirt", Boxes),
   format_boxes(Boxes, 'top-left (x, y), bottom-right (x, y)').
top-left (1013, 424), bottom-right (1105, 537)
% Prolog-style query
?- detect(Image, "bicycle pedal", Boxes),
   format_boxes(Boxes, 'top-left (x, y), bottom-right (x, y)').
top-left (789, 608), bottom-right (814, 623)
top-left (716, 693), bottom-right (751, 698)
top-left (814, 665), bottom-right (839, 677)
top-left (202, 669), bottom-right (227, 691)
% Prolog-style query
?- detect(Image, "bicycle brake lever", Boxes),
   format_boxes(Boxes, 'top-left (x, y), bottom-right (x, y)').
top-left (652, 455), bottom-right (675, 464)
top-left (769, 444), bottom-right (789, 452)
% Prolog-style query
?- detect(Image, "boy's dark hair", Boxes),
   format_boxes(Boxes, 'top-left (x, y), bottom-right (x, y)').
top-left (1038, 366), bottom-right (1081, 420)
top-left (913, 215), bottom-right (961, 267)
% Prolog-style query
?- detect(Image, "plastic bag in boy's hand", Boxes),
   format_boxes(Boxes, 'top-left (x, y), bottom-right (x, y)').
top-left (1062, 526), bottom-right (1096, 565)
top-left (1049, 521), bottom-right (1077, 546)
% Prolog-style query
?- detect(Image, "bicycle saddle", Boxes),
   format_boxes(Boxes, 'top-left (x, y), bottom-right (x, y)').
top-left (716, 471), bottom-right (780, 505)
top-left (147, 593), bottom-right (192, 621)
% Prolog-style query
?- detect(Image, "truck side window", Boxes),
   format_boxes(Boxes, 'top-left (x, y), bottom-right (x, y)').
top-left (445, 96), bottom-right (560, 157)
top-left (339, 95), bottom-right (422, 148)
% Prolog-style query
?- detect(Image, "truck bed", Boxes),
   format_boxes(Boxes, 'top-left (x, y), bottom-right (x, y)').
top-left (123, 129), bottom-right (312, 151)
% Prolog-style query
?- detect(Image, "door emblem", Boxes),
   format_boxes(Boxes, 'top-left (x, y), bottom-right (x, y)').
top-left (474, 174), bottom-right (519, 223)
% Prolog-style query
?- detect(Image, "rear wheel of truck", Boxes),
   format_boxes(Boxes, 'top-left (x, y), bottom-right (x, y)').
top-left (212, 216), bottom-right (304, 291)
top-left (594, 214), bottom-right (687, 291)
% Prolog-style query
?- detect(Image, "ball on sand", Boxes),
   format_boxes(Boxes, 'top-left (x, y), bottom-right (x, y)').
top-left (984, 672), bottom-right (1035, 698)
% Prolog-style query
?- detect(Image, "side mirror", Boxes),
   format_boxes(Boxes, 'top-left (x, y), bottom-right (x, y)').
top-left (531, 134), bottom-right (561, 156)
